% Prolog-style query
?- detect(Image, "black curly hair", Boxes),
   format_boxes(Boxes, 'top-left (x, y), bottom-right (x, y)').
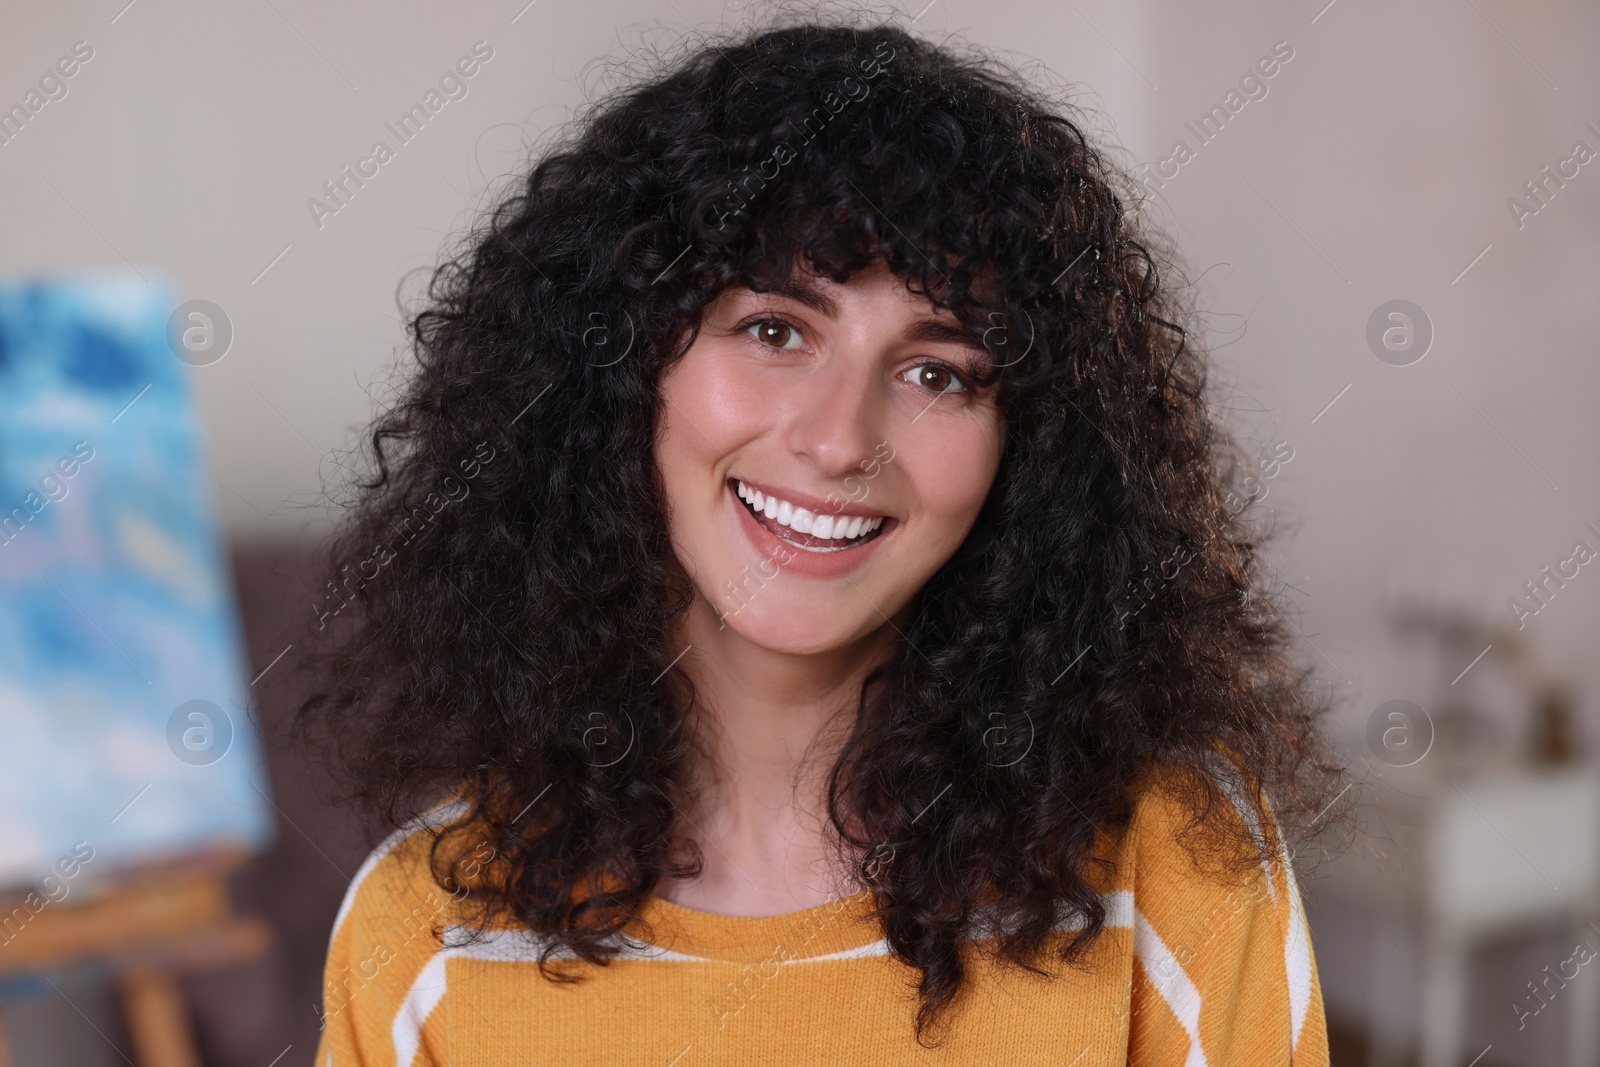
top-left (294, 11), bottom-right (1348, 1045)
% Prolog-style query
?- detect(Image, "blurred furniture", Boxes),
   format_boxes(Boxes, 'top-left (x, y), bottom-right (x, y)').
top-left (0, 849), bottom-right (269, 1067)
top-left (1326, 766), bottom-right (1600, 1067)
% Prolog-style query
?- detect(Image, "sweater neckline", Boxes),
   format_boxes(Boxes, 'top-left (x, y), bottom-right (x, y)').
top-left (632, 887), bottom-right (884, 963)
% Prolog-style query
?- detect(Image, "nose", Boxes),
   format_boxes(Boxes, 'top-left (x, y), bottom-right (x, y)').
top-left (784, 354), bottom-right (881, 480)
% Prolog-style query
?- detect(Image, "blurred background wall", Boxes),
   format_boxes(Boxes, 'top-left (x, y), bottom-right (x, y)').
top-left (2, 0), bottom-right (1597, 1064)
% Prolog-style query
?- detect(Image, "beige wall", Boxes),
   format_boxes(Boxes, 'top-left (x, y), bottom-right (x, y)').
top-left (0, 0), bottom-right (1157, 540)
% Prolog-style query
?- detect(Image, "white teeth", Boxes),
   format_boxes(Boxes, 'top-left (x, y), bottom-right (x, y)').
top-left (734, 480), bottom-right (887, 543)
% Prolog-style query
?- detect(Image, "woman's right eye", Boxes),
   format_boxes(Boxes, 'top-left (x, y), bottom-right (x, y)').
top-left (746, 319), bottom-right (803, 349)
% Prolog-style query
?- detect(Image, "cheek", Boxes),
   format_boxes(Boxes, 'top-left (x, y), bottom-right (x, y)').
top-left (657, 352), bottom-right (763, 476)
top-left (899, 417), bottom-right (1002, 532)
top-left (683, 362), bottom-right (762, 442)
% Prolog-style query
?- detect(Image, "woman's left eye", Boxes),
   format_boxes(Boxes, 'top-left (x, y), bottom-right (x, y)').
top-left (746, 320), bottom-right (803, 349)
top-left (900, 363), bottom-right (967, 394)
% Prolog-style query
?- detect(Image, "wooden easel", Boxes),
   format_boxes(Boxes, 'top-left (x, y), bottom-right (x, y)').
top-left (0, 846), bottom-right (270, 1067)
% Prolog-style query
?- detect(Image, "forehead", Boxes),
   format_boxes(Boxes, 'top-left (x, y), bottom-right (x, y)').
top-left (719, 260), bottom-right (974, 327)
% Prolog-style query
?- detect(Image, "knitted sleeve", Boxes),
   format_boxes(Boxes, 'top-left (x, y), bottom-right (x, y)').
top-left (313, 799), bottom-right (474, 1067)
top-left (1122, 769), bottom-right (1329, 1067)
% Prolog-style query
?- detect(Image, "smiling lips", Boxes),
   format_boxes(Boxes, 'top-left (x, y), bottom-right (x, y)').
top-left (733, 479), bottom-right (888, 553)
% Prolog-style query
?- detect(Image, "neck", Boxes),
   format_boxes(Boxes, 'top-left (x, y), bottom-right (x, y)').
top-left (660, 594), bottom-right (896, 912)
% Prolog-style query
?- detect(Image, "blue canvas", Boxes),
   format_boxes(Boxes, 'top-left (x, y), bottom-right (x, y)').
top-left (0, 274), bottom-right (273, 891)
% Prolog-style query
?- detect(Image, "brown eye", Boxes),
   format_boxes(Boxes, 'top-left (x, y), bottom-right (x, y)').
top-left (902, 363), bottom-right (965, 394)
top-left (748, 320), bottom-right (800, 349)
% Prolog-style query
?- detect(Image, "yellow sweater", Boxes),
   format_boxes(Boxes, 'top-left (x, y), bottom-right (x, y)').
top-left (314, 773), bottom-right (1328, 1066)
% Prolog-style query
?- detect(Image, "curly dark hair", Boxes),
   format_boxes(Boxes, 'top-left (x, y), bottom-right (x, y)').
top-left (294, 12), bottom-right (1348, 1045)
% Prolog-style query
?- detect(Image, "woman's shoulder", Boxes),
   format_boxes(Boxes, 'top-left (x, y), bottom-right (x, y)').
top-left (316, 794), bottom-right (524, 1060)
top-left (1100, 754), bottom-right (1304, 990)
top-left (1106, 755), bottom-right (1326, 1065)
top-left (327, 792), bottom-right (486, 947)
top-left (1115, 751), bottom-right (1291, 880)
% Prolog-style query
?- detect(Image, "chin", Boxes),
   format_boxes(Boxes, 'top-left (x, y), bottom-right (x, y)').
top-left (713, 597), bottom-right (871, 656)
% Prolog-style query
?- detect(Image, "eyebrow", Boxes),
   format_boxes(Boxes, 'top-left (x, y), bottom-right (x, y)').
top-left (767, 276), bottom-right (840, 317)
top-left (906, 319), bottom-right (987, 352)
top-left (763, 278), bottom-right (987, 352)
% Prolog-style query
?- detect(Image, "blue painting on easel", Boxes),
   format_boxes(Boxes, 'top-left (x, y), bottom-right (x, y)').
top-left (0, 273), bottom-right (273, 891)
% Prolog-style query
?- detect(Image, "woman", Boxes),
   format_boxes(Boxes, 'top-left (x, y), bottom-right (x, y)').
top-left (299, 17), bottom-right (1347, 1065)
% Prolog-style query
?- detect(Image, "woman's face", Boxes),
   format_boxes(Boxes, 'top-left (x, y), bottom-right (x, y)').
top-left (655, 260), bottom-right (1005, 656)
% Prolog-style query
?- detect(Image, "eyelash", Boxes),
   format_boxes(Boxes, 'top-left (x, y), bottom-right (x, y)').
top-left (736, 315), bottom-right (979, 395)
